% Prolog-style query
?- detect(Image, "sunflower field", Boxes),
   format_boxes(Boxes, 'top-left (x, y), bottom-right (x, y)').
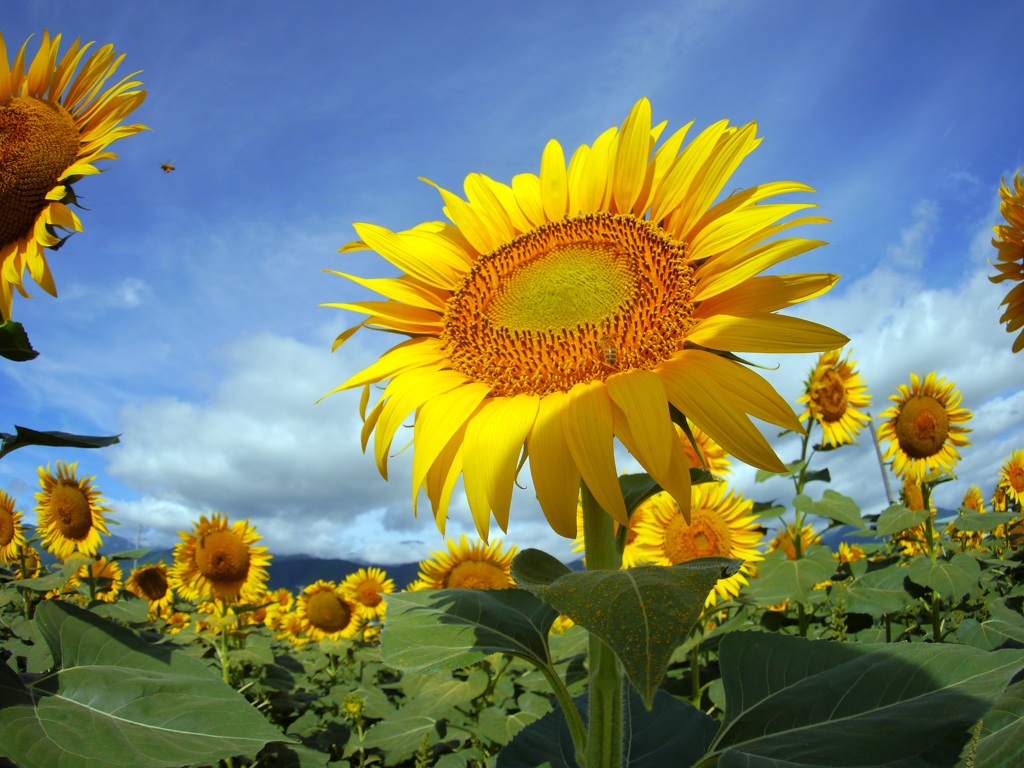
top-left (2, 25), bottom-right (1024, 768)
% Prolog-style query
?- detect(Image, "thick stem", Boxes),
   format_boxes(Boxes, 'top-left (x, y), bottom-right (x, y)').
top-left (885, 614), bottom-right (892, 643)
top-left (582, 480), bottom-right (623, 768)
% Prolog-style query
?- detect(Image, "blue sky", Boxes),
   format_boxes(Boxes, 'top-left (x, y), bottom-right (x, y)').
top-left (2, 0), bottom-right (1022, 564)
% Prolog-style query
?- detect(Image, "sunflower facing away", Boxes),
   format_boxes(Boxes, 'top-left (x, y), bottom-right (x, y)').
top-left (875, 372), bottom-right (972, 483)
top-left (998, 450), bottom-right (1024, 506)
top-left (796, 347), bottom-right (871, 447)
top-left (0, 29), bottom-right (147, 321)
top-left (321, 98), bottom-right (847, 540)
top-left (295, 580), bottom-right (364, 641)
top-left (341, 566), bottom-right (395, 619)
top-left (416, 533), bottom-right (517, 590)
top-left (768, 523), bottom-right (820, 561)
top-left (34, 461), bottom-right (112, 560)
top-left (125, 561), bottom-right (175, 613)
top-left (0, 489), bottom-right (25, 564)
top-left (632, 483), bottom-right (764, 607)
top-left (989, 173), bottom-right (1024, 352)
top-left (170, 513), bottom-right (271, 603)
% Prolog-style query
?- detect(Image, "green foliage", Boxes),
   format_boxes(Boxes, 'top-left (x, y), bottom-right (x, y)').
top-left (739, 545), bottom-right (837, 606)
top-left (793, 490), bottom-right (865, 528)
top-left (0, 319), bottom-right (38, 361)
top-left (0, 424), bottom-right (121, 461)
top-left (875, 503), bottom-right (929, 535)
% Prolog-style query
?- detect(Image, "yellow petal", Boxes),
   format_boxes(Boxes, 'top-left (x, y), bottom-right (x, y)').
top-left (361, 394), bottom-right (386, 453)
top-left (359, 384), bottom-right (371, 421)
top-left (512, 173), bottom-right (545, 227)
top-left (566, 143), bottom-right (590, 218)
top-left (353, 222), bottom-right (461, 290)
top-left (692, 238), bottom-right (828, 302)
top-left (561, 381), bottom-right (626, 524)
top-left (330, 337), bottom-right (446, 393)
top-left (691, 204), bottom-right (820, 262)
top-left (612, 98), bottom-right (651, 214)
top-left (649, 119), bottom-right (728, 226)
top-left (323, 271), bottom-right (448, 312)
top-left (540, 139), bottom-right (568, 222)
top-left (422, 426), bottom-right (467, 535)
top-left (420, 178), bottom-right (499, 255)
top-left (695, 273), bottom-right (839, 317)
top-left (657, 358), bottom-right (787, 472)
top-left (578, 127), bottom-right (617, 215)
top-left (412, 383), bottom-right (491, 514)
top-left (605, 369), bottom-right (674, 479)
top-left (633, 120), bottom-right (693, 218)
top-left (686, 313), bottom-right (849, 354)
top-left (526, 392), bottom-right (581, 539)
top-left (689, 181), bottom-right (815, 240)
top-left (464, 173), bottom-right (515, 243)
top-left (325, 301), bottom-right (442, 332)
top-left (480, 175), bottom-right (533, 234)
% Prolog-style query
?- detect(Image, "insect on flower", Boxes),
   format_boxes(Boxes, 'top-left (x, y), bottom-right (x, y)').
top-left (596, 335), bottom-right (619, 371)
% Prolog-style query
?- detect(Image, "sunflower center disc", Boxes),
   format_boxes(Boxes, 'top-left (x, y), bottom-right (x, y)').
top-left (0, 510), bottom-right (12, 546)
top-left (135, 568), bottom-right (169, 601)
top-left (196, 530), bottom-right (251, 583)
top-left (813, 370), bottom-right (849, 422)
top-left (49, 482), bottom-right (94, 540)
top-left (1011, 468), bottom-right (1024, 492)
top-left (445, 560), bottom-right (509, 589)
top-left (443, 212), bottom-right (695, 397)
top-left (306, 590), bottom-right (350, 633)
top-left (358, 583), bottom-right (383, 607)
top-left (663, 510), bottom-right (731, 564)
top-left (895, 395), bottom-right (949, 459)
top-left (0, 97), bottom-right (80, 245)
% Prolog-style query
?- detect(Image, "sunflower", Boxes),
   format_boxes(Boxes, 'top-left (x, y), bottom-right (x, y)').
top-left (962, 485), bottom-right (985, 513)
top-left (902, 477), bottom-right (925, 512)
top-left (341, 567), bottom-right (395, 619)
top-left (989, 173), bottom-right (1024, 352)
top-left (993, 484), bottom-right (1009, 513)
top-left (125, 561), bottom-right (175, 613)
top-left (998, 450), bottom-right (1024, 506)
top-left (0, 489), bottom-right (25, 564)
top-left (768, 523), bottom-right (820, 561)
top-left (65, 556), bottom-right (122, 603)
top-left (34, 461), bottom-right (112, 560)
top-left (14, 545), bottom-right (41, 579)
top-left (571, 494), bottom-right (649, 567)
top-left (321, 98), bottom-right (847, 540)
top-left (677, 423), bottom-right (732, 476)
top-left (403, 578), bottom-right (431, 591)
top-left (416, 533), bottom-right (517, 590)
top-left (549, 614), bottom-right (575, 635)
top-left (170, 513), bottom-right (271, 604)
top-left (834, 542), bottom-right (865, 564)
top-left (632, 483), bottom-right (764, 607)
top-left (262, 587), bottom-right (295, 630)
top-left (275, 612), bottom-right (312, 646)
top-left (161, 610), bottom-right (191, 635)
top-left (951, 485), bottom-right (986, 550)
top-left (295, 580), bottom-right (364, 641)
top-left (0, 29), bottom-right (147, 321)
top-left (875, 373), bottom-right (972, 482)
top-left (796, 347), bottom-right (871, 447)
top-left (896, 478), bottom-right (939, 556)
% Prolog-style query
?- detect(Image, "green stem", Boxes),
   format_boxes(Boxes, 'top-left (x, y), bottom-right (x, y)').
top-left (19, 546), bottom-right (31, 619)
top-left (690, 642), bottom-right (701, 707)
top-left (921, 486), bottom-right (943, 643)
top-left (885, 614), bottom-right (892, 643)
top-left (220, 600), bottom-right (232, 686)
top-left (88, 555), bottom-right (97, 603)
top-left (582, 480), bottom-right (623, 768)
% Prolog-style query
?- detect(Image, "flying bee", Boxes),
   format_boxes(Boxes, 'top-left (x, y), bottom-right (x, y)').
top-left (595, 335), bottom-right (619, 371)
top-left (159, 159), bottom-right (176, 173)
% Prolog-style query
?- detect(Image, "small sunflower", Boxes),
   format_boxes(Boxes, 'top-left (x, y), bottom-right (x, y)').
top-left (834, 542), bottom-right (865, 564)
top-left (549, 614), bottom-right (575, 635)
top-left (295, 580), bottom-right (364, 641)
top-left (324, 97), bottom-right (847, 542)
top-left (170, 512), bottom-right (271, 604)
top-left (876, 372), bottom-right (972, 482)
top-left (902, 477), bottom-right (925, 512)
top-left (796, 347), bottom-right (871, 447)
top-left (341, 567), bottom-right (395, 619)
top-left (262, 587), bottom-right (295, 630)
top-left (14, 545), bottom-right (42, 579)
top-left (989, 172), bottom-right (1024, 352)
top-left (678, 423), bottom-right (732, 476)
top-left (416, 533), bottom-right (517, 590)
top-left (34, 461), bottom-right (112, 560)
top-left (0, 489), bottom-right (26, 564)
top-left (768, 523), bottom-right (820, 561)
top-left (571, 494), bottom-right (650, 567)
top-left (632, 483), bottom-right (764, 607)
top-left (125, 561), bottom-right (174, 613)
top-left (0, 29), bottom-right (148, 321)
top-left (993, 484), bottom-right (1009, 513)
top-left (66, 556), bottom-right (122, 603)
top-left (998, 450), bottom-right (1024, 505)
top-left (275, 612), bottom-right (312, 646)
top-left (362, 623), bottom-right (382, 643)
top-left (404, 578), bottom-right (431, 591)
top-left (962, 485), bottom-right (986, 513)
top-left (897, 478), bottom-right (939, 556)
top-left (952, 485), bottom-right (986, 550)
top-left (162, 610), bottom-right (191, 635)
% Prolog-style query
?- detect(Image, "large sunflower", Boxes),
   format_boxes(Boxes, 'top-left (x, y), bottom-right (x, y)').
top-left (416, 533), bottom-right (516, 590)
top-left (34, 461), bottom-right (112, 560)
top-left (295, 580), bottom-right (364, 641)
top-left (632, 483), bottom-right (764, 607)
top-left (998, 450), bottom-right (1024, 506)
top-left (989, 173), bottom-right (1024, 353)
top-left (875, 372), bottom-right (972, 482)
top-left (125, 561), bottom-right (175, 613)
top-left (321, 98), bottom-right (846, 540)
top-left (0, 489), bottom-right (25, 564)
top-left (796, 347), bottom-right (871, 447)
top-left (341, 567), bottom-right (395, 619)
top-left (768, 523), bottom-right (820, 561)
top-left (170, 513), bottom-right (271, 603)
top-left (0, 29), bottom-right (147, 321)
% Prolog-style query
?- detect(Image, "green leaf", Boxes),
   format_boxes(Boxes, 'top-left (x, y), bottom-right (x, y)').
top-left (9, 571), bottom-right (67, 592)
top-left (0, 425), bottom-right (121, 461)
top-left (89, 594), bottom-right (151, 623)
top-left (710, 632), bottom-right (1024, 768)
top-left (803, 468), bottom-right (832, 484)
top-left (750, 501), bottom-right (787, 520)
top-left (380, 588), bottom-right (558, 673)
top-left (875, 503), bottom-right (930, 535)
top-left (755, 460), bottom-right (804, 483)
top-left (907, 553), bottom-right (982, 601)
top-left (953, 511), bottom-right (1018, 532)
top-left (793, 490), bottom-right (864, 528)
top-left (511, 548), bottom-right (740, 710)
top-left (0, 319), bottom-right (38, 362)
top-left (479, 706), bottom-right (541, 746)
top-left (739, 545), bottom-right (836, 606)
top-left (0, 600), bottom-right (290, 768)
top-left (957, 618), bottom-right (1024, 652)
top-left (619, 473), bottom-right (662, 517)
top-left (255, 742), bottom-right (330, 768)
top-left (973, 679), bottom-right (1024, 768)
top-left (496, 689), bottom-right (718, 768)
top-left (837, 566), bottom-right (914, 617)
top-left (104, 548), bottom-right (153, 561)
top-left (360, 710), bottom-right (441, 765)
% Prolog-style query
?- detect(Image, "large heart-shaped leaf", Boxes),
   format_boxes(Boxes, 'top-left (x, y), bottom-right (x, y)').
top-left (794, 491), bottom-right (864, 529)
top-left (380, 588), bottom-right (558, 673)
top-left (907, 553), bottom-right (981, 601)
top-left (708, 632), bottom-right (1024, 768)
top-left (875, 504), bottom-right (929, 536)
top-left (971, 679), bottom-right (1024, 768)
top-left (496, 689), bottom-right (718, 768)
top-left (738, 545), bottom-right (836, 606)
top-left (511, 548), bottom-right (740, 710)
top-left (0, 319), bottom-right (38, 361)
top-left (836, 566), bottom-right (914, 617)
top-left (953, 511), bottom-right (1018, 532)
top-left (0, 600), bottom-right (288, 768)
